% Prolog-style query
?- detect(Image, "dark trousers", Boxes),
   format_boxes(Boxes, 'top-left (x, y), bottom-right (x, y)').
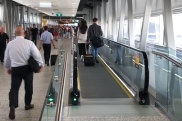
top-left (32, 36), bottom-right (37, 45)
top-left (43, 44), bottom-right (51, 63)
top-left (78, 43), bottom-right (86, 56)
top-left (0, 45), bottom-right (6, 62)
top-left (9, 65), bottom-right (33, 108)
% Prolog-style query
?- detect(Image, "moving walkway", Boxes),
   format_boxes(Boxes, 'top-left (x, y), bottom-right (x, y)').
top-left (39, 38), bottom-right (172, 121)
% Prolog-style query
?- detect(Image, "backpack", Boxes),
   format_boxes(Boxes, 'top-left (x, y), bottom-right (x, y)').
top-left (91, 26), bottom-right (104, 48)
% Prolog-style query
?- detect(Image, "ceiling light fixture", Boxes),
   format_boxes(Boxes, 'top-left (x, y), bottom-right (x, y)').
top-left (40, 2), bottom-right (52, 8)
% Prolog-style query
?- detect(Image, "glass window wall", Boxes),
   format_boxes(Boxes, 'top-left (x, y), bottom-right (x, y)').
top-left (173, 13), bottom-right (182, 49)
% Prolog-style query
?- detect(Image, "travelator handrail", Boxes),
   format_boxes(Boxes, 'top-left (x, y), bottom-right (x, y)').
top-left (39, 50), bottom-right (67, 121)
top-left (99, 37), bottom-right (149, 104)
top-left (152, 51), bottom-right (182, 68)
top-left (102, 37), bottom-right (149, 93)
top-left (152, 50), bottom-right (182, 121)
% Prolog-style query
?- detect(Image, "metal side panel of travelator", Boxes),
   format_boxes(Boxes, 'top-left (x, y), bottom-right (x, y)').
top-left (97, 38), bottom-right (150, 105)
top-left (69, 38), bottom-right (80, 105)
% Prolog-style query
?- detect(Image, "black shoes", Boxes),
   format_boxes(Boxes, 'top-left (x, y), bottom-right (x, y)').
top-left (9, 104), bottom-right (34, 119)
top-left (9, 107), bottom-right (15, 120)
top-left (45, 61), bottom-right (49, 66)
top-left (25, 104), bottom-right (34, 110)
top-left (95, 59), bottom-right (99, 63)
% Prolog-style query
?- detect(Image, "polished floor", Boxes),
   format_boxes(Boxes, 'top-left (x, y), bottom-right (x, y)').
top-left (0, 38), bottom-right (62, 121)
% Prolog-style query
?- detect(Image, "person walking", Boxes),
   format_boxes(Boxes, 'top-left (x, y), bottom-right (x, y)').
top-left (39, 26), bottom-right (56, 66)
top-left (31, 24), bottom-right (38, 45)
top-left (25, 27), bottom-right (30, 40)
top-left (4, 26), bottom-right (44, 120)
top-left (77, 19), bottom-right (88, 61)
top-left (87, 18), bottom-right (103, 63)
top-left (0, 27), bottom-right (9, 63)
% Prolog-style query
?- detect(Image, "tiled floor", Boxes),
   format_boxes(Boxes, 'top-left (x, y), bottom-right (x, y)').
top-left (0, 38), bottom-right (63, 121)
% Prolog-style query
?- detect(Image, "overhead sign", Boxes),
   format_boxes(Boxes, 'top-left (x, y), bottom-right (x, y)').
top-left (56, 13), bottom-right (63, 17)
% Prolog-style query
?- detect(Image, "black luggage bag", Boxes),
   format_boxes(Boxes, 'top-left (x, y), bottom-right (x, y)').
top-left (51, 55), bottom-right (58, 66)
top-left (84, 54), bottom-right (95, 66)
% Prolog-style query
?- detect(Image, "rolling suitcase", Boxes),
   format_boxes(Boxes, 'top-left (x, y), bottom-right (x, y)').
top-left (84, 54), bottom-right (95, 66)
top-left (51, 55), bottom-right (58, 66)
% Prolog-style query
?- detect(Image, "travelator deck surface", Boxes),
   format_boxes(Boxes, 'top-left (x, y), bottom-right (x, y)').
top-left (61, 56), bottom-right (170, 121)
top-left (78, 58), bottom-right (129, 98)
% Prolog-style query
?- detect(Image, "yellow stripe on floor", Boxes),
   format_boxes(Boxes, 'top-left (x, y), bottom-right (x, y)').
top-left (77, 69), bottom-right (82, 98)
top-left (98, 56), bottom-right (134, 98)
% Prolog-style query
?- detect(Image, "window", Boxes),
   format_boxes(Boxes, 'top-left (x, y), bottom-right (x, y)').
top-left (24, 14), bottom-right (27, 22)
top-left (123, 20), bottom-right (128, 39)
top-left (37, 16), bottom-right (41, 24)
top-left (30, 14), bottom-right (33, 23)
top-left (173, 13), bottom-right (182, 49)
top-left (33, 15), bottom-right (37, 23)
top-left (147, 15), bottom-right (163, 44)
top-left (133, 18), bottom-right (143, 41)
top-left (0, 5), bottom-right (3, 23)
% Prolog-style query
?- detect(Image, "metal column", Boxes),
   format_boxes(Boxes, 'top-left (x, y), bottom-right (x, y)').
top-left (163, 0), bottom-right (175, 50)
top-left (140, 0), bottom-right (153, 51)
top-left (117, 0), bottom-right (126, 43)
top-left (127, 0), bottom-right (134, 47)
top-left (112, 0), bottom-right (117, 41)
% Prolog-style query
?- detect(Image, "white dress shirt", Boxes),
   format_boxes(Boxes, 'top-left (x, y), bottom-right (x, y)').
top-left (4, 36), bottom-right (44, 69)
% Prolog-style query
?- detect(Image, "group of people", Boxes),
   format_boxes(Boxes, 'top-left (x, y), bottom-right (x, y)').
top-left (1, 17), bottom-right (103, 120)
top-left (25, 24), bottom-right (59, 45)
top-left (77, 18), bottom-right (103, 63)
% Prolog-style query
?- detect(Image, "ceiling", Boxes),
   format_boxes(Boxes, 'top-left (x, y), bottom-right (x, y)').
top-left (77, 0), bottom-right (102, 11)
top-left (12, 0), bottom-right (80, 16)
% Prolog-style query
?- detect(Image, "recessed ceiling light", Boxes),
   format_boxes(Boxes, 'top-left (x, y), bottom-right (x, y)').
top-left (40, 2), bottom-right (52, 8)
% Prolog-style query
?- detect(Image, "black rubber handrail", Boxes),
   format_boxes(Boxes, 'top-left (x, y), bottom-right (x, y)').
top-left (152, 51), bottom-right (182, 68)
top-left (102, 37), bottom-right (149, 92)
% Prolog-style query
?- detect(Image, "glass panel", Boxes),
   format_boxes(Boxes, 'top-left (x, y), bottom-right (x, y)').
top-left (154, 54), bottom-right (169, 109)
top-left (134, 18), bottom-right (143, 41)
top-left (123, 20), bottom-right (128, 39)
top-left (147, 15), bottom-right (164, 44)
top-left (30, 14), bottom-right (33, 23)
top-left (168, 63), bottom-right (182, 121)
top-left (173, 13), bottom-right (182, 49)
top-left (153, 53), bottom-right (182, 121)
top-left (99, 38), bottom-right (147, 96)
top-left (33, 15), bottom-right (37, 23)
top-left (39, 50), bottom-right (65, 121)
top-left (24, 14), bottom-right (27, 22)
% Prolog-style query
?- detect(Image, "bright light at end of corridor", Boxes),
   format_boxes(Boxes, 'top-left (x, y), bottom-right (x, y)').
top-left (40, 2), bottom-right (52, 8)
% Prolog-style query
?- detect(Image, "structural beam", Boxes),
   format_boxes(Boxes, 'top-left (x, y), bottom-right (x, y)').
top-left (112, 0), bottom-right (117, 41)
top-left (128, 0), bottom-right (134, 47)
top-left (117, 0), bottom-right (126, 43)
top-left (163, 0), bottom-right (175, 50)
top-left (140, 0), bottom-right (153, 51)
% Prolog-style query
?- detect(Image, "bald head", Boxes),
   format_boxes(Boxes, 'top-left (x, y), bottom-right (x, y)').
top-left (0, 27), bottom-right (4, 33)
top-left (15, 26), bottom-right (24, 36)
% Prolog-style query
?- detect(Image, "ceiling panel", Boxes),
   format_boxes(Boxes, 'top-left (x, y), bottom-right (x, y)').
top-left (12, 0), bottom-right (80, 16)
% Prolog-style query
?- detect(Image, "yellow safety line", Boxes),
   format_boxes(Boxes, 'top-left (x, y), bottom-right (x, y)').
top-left (77, 69), bottom-right (82, 98)
top-left (98, 56), bottom-right (133, 98)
